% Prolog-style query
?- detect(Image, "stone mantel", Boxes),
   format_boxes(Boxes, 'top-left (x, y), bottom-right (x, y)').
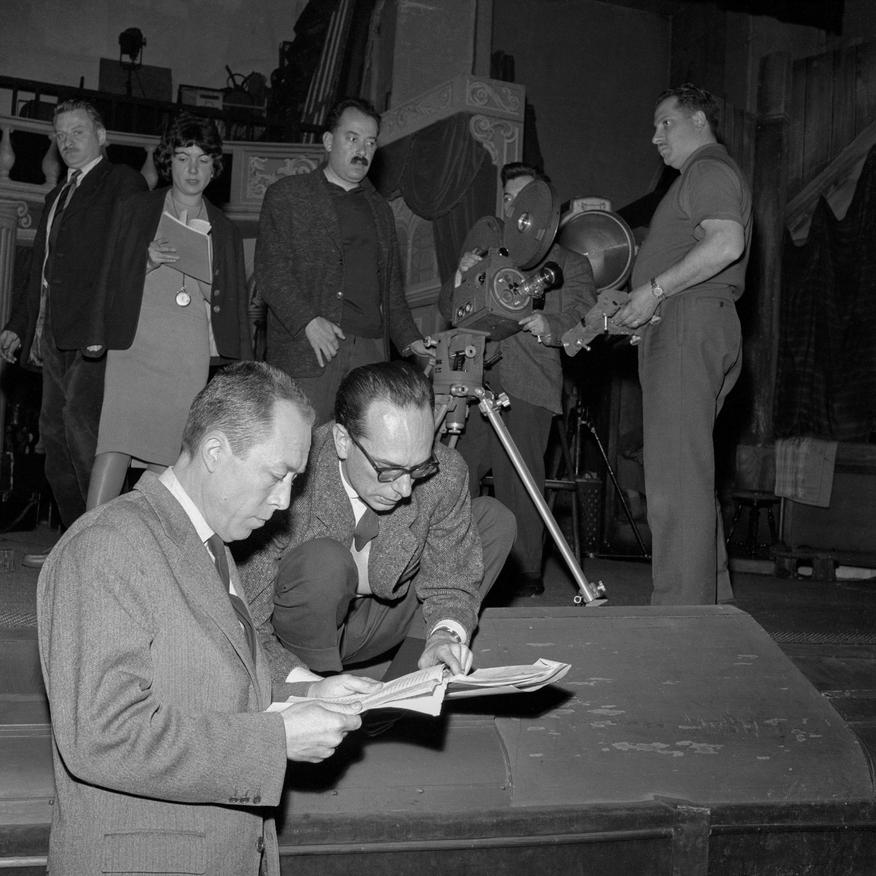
top-left (380, 74), bottom-right (525, 143)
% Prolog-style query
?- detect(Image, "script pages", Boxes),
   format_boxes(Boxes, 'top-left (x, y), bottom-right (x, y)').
top-left (156, 210), bottom-right (212, 283)
top-left (268, 658), bottom-right (571, 717)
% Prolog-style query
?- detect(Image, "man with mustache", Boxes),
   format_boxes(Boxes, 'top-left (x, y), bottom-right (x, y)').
top-left (613, 83), bottom-right (752, 605)
top-left (0, 100), bottom-right (147, 558)
top-left (256, 97), bottom-right (432, 424)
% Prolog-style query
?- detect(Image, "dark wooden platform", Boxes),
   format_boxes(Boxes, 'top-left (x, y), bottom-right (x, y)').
top-left (5, 605), bottom-right (875, 873)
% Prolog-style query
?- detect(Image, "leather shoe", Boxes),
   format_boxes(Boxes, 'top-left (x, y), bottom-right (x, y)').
top-left (22, 552), bottom-right (49, 569)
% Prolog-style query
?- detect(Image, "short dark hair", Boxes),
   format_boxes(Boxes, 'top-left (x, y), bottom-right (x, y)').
top-left (501, 161), bottom-right (549, 186)
top-left (182, 361), bottom-right (314, 457)
top-left (335, 361), bottom-right (434, 439)
top-left (324, 97), bottom-right (381, 136)
top-left (656, 83), bottom-right (720, 134)
top-left (53, 99), bottom-right (104, 130)
top-left (154, 112), bottom-right (225, 182)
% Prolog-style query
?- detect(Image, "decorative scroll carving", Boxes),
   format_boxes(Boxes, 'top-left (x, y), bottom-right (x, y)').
top-left (246, 154), bottom-right (320, 201)
top-left (381, 84), bottom-right (456, 141)
top-left (465, 80), bottom-right (523, 116)
top-left (469, 115), bottom-right (521, 166)
top-left (381, 75), bottom-right (525, 145)
top-left (15, 200), bottom-right (32, 229)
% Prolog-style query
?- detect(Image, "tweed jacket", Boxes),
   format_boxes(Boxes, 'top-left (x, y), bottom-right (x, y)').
top-left (254, 167), bottom-right (421, 378)
top-left (439, 234), bottom-right (596, 413)
top-left (37, 472), bottom-right (287, 876)
top-left (90, 187), bottom-right (253, 360)
top-left (4, 157), bottom-right (147, 363)
top-left (239, 423), bottom-right (484, 687)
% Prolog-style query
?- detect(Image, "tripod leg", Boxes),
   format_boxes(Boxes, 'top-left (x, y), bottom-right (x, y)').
top-left (479, 397), bottom-right (605, 605)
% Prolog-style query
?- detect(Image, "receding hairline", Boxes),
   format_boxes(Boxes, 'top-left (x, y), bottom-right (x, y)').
top-left (355, 397), bottom-right (433, 440)
top-left (198, 396), bottom-right (311, 457)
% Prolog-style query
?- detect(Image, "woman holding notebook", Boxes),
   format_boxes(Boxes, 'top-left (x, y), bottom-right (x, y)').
top-left (86, 113), bottom-right (251, 508)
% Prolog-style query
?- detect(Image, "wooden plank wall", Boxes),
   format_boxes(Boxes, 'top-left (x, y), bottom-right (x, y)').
top-left (788, 41), bottom-right (876, 199)
top-left (715, 96), bottom-right (756, 183)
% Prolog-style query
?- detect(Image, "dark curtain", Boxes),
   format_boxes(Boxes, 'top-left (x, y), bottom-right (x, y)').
top-left (372, 112), bottom-right (496, 283)
top-left (774, 145), bottom-right (876, 441)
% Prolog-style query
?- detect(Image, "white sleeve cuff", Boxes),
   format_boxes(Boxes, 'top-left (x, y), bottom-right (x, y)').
top-left (285, 666), bottom-right (323, 684)
top-left (429, 619), bottom-right (467, 645)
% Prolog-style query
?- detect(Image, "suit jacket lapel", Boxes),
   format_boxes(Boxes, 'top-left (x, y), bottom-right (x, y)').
top-left (308, 429), bottom-right (421, 591)
top-left (62, 157), bottom-right (109, 221)
top-left (135, 474), bottom-right (268, 702)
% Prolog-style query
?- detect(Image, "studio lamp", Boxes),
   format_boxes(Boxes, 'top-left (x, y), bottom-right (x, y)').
top-left (118, 28), bottom-right (146, 95)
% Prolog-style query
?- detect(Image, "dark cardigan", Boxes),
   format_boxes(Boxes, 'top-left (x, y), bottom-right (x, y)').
top-left (92, 187), bottom-right (252, 360)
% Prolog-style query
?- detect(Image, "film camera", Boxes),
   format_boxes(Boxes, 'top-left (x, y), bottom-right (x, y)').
top-left (449, 179), bottom-right (564, 340)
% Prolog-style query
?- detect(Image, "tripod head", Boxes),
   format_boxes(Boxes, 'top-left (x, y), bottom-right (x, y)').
top-left (431, 328), bottom-right (509, 435)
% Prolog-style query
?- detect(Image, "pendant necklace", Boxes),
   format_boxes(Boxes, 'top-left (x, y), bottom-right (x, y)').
top-left (170, 196), bottom-right (204, 308)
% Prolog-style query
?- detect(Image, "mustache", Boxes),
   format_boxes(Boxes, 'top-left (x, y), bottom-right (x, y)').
top-left (351, 156), bottom-right (369, 166)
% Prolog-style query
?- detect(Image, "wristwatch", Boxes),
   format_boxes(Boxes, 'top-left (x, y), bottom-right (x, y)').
top-left (650, 277), bottom-right (666, 301)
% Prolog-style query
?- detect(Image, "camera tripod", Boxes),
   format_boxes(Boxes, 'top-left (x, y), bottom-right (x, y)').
top-left (431, 329), bottom-right (607, 606)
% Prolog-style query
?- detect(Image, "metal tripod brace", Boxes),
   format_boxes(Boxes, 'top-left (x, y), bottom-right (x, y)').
top-left (431, 328), bottom-right (607, 606)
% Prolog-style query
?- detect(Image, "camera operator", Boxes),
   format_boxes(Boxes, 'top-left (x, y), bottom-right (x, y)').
top-left (438, 163), bottom-right (596, 597)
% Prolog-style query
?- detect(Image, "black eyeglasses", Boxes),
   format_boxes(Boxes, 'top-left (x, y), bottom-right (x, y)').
top-left (348, 431), bottom-right (439, 483)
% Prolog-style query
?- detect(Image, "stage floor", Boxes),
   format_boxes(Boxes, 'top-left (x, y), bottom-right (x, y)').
top-left (3, 602), bottom-right (876, 873)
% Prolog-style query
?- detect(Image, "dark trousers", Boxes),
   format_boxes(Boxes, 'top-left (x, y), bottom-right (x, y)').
top-left (272, 496), bottom-right (516, 672)
top-left (639, 293), bottom-right (741, 605)
top-left (291, 336), bottom-right (384, 425)
top-left (455, 390), bottom-right (553, 579)
top-left (39, 320), bottom-right (105, 528)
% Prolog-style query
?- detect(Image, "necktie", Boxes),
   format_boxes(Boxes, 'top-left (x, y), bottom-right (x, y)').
top-left (353, 508), bottom-right (380, 551)
top-left (47, 169), bottom-right (81, 258)
top-left (207, 533), bottom-right (256, 663)
top-left (34, 169), bottom-right (83, 357)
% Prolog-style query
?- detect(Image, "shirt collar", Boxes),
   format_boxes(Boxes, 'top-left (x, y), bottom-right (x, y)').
top-left (159, 466), bottom-right (214, 544)
top-left (69, 154), bottom-right (103, 183)
top-left (338, 461), bottom-right (369, 524)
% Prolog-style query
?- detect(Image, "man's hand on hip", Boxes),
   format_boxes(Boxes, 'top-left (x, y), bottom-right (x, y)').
top-left (305, 317), bottom-right (346, 367)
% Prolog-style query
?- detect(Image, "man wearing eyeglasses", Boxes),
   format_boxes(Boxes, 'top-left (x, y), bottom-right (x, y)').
top-left (239, 360), bottom-right (515, 677)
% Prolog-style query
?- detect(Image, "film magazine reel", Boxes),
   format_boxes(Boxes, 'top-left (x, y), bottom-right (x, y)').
top-left (557, 206), bottom-right (639, 354)
top-left (448, 179), bottom-right (639, 353)
top-left (449, 178), bottom-right (563, 340)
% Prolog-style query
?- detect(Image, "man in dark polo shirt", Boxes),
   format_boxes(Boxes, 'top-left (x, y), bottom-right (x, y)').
top-left (256, 97), bottom-right (432, 423)
top-left (614, 83), bottom-right (752, 606)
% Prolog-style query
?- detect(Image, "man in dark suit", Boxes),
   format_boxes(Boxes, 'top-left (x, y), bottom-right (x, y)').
top-left (0, 99), bottom-right (147, 553)
top-left (255, 97), bottom-right (432, 424)
top-left (240, 360), bottom-right (515, 678)
top-left (38, 361), bottom-right (378, 875)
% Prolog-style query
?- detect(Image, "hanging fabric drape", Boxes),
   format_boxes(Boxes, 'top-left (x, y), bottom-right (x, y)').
top-left (372, 113), bottom-right (496, 283)
top-left (775, 145), bottom-right (876, 440)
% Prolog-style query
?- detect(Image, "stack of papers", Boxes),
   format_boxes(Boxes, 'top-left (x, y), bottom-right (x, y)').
top-left (269, 658), bottom-right (571, 717)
